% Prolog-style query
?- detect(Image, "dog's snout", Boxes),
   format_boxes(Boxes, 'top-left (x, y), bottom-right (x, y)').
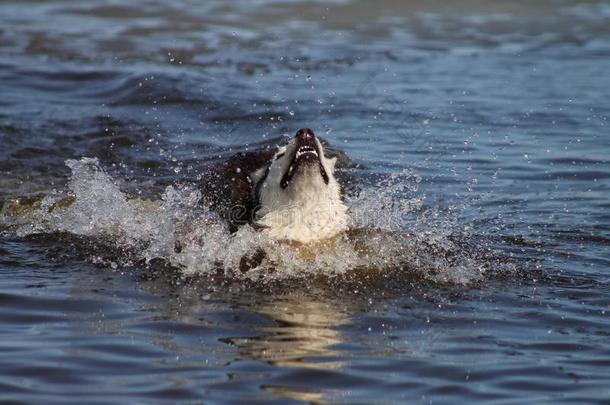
top-left (295, 128), bottom-right (315, 141)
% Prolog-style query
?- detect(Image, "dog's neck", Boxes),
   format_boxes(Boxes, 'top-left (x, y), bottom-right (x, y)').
top-left (255, 167), bottom-right (349, 243)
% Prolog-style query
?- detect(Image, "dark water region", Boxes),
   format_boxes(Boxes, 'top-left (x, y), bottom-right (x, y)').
top-left (1, 0), bottom-right (610, 403)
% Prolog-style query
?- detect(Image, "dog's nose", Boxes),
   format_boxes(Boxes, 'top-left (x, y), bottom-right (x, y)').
top-left (295, 128), bottom-right (315, 141)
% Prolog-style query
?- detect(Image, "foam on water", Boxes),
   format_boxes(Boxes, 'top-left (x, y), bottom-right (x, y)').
top-left (1, 158), bottom-right (501, 284)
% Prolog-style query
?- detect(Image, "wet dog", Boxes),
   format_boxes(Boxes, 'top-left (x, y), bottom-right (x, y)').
top-left (203, 128), bottom-right (349, 243)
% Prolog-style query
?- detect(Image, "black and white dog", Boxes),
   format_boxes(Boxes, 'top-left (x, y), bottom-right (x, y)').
top-left (203, 128), bottom-right (349, 243)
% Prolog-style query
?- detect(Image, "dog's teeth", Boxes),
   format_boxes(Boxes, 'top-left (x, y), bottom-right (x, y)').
top-left (296, 146), bottom-right (318, 158)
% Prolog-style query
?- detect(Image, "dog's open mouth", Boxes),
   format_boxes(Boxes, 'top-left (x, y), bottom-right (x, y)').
top-left (280, 142), bottom-right (329, 189)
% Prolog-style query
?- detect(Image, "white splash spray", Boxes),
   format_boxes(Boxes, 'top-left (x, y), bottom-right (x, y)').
top-left (1, 158), bottom-right (491, 284)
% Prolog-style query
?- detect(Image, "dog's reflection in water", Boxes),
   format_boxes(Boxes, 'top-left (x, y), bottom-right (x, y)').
top-left (225, 291), bottom-right (351, 369)
top-left (223, 289), bottom-right (354, 403)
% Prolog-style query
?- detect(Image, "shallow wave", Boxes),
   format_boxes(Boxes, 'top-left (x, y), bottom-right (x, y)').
top-left (1, 157), bottom-right (515, 285)
top-left (2, 0), bottom-right (609, 68)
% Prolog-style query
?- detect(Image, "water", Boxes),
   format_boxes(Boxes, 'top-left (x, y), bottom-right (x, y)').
top-left (1, 0), bottom-right (609, 403)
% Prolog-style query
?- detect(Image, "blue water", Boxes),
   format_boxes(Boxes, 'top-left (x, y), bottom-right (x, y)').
top-left (1, 0), bottom-right (610, 403)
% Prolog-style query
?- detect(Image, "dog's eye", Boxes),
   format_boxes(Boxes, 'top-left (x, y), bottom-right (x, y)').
top-left (275, 153), bottom-right (285, 160)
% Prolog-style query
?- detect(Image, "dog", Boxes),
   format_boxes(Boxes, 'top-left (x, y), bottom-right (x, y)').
top-left (202, 128), bottom-right (349, 243)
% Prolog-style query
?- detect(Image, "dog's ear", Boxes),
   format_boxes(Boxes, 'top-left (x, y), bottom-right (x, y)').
top-left (327, 156), bottom-right (338, 172)
top-left (248, 166), bottom-right (267, 186)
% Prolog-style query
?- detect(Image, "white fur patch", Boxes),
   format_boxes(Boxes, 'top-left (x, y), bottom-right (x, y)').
top-left (253, 138), bottom-right (349, 243)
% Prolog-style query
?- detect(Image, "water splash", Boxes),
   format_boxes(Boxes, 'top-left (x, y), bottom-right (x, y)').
top-left (1, 158), bottom-right (502, 284)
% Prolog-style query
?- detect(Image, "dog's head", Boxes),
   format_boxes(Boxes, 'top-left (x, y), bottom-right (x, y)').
top-left (249, 128), bottom-right (347, 242)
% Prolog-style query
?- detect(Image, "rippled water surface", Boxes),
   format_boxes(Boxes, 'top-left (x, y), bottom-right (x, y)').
top-left (1, 0), bottom-right (610, 403)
